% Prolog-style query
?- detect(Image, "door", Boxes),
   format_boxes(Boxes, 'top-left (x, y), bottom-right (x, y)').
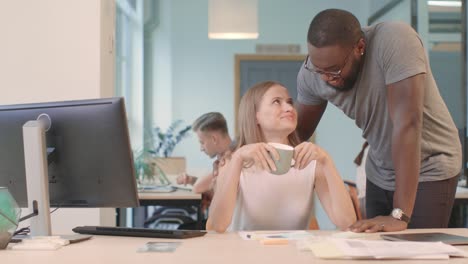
top-left (234, 54), bottom-right (306, 131)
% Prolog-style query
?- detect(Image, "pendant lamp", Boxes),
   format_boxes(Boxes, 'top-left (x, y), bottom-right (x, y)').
top-left (208, 0), bottom-right (258, 39)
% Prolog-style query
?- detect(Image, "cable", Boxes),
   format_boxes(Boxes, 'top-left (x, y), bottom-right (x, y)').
top-left (13, 227), bottom-right (30, 236)
top-left (50, 207), bottom-right (60, 214)
top-left (13, 206), bottom-right (61, 236)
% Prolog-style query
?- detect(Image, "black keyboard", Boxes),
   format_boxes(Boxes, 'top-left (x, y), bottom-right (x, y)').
top-left (72, 226), bottom-right (207, 239)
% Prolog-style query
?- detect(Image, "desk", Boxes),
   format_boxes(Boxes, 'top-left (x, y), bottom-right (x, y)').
top-left (451, 186), bottom-right (468, 227)
top-left (455, 186), bottom-right (468, 204)
top-left (2, 228), bottom-right (468, 264)
top-left (136, 190), bottom-right (203, 229)
top-left (139, 189), bottom-right (202, 202)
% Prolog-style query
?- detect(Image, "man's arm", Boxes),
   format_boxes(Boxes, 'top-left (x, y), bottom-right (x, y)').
top-left (349, 74), bottom-right (424, 233)
top-left (387, 74), bottom-right (424, 219)
top-left (296, 102), bottom-right (327, 141)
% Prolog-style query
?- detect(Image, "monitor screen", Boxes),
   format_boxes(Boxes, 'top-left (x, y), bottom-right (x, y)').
top-left (0, 97), bottom-right (139, 208)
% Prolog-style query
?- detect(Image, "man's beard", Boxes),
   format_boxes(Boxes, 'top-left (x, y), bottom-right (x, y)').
top-left (328, 59), bottom-right (361, 92)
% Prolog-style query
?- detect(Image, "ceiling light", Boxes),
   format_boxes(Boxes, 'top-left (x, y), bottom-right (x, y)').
top-left (208, 0), bottom-right (258, 40)
top-left (428, 1), bottom-right (462, 7)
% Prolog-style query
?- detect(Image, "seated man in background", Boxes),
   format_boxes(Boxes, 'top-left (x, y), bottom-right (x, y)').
top-left (177, 112), bottom-right (234, 210)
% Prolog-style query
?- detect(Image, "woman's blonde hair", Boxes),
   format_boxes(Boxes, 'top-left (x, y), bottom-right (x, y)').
top-left (236, 81), bottom-right (301, 149)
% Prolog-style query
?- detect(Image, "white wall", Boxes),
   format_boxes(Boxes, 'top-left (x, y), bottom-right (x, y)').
top-left (0, 0), bottom-right (115, 234)
top-left (368, 1), bottom-right (429, 68)
top-left (149, 0), bottom-right (369, 229)
top-left (369, 0), bottom-right (411, 25)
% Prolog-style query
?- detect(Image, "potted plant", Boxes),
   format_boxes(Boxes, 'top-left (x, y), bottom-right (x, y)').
top-left (133, 149), bottom-right (164, 187)
top-left (0, 187), bottom-right (20, 249)
top-left (134, 120), bottom-right (192, 187)
top-left (148, 120), bottom-right (192, 158)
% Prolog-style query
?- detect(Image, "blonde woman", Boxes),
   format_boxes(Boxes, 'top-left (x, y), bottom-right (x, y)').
top-left (207, 81), bottom-right (356, 232)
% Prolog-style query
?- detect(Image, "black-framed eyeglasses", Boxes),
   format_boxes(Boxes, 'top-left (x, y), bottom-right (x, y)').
top-left (304, 47), bottom-right (355, 80)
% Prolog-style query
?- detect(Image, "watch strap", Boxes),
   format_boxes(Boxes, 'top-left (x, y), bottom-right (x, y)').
top-left (399, 212), bottom-right (410, 223)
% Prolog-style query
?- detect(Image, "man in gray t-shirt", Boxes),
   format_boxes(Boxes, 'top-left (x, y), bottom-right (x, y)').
top-left (297, 9), bottom-right (461, 232)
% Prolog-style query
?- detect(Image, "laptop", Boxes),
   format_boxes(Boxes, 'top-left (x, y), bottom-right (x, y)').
top-left (381, 232), bottom-right (468, 245)
top-left (166, 173), bottom-right (193, 191)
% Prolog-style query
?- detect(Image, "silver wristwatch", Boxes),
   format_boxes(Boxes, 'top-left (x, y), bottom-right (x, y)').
top-left (390, 208), bottom-right (410, 224)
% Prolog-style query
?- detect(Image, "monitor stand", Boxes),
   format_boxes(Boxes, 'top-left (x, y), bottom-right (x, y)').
top-left (22, 115), bottom-right (52, 236)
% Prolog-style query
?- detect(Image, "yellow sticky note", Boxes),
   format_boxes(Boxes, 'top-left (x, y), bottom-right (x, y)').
top-left (260, 239), bottom-right (289, 245)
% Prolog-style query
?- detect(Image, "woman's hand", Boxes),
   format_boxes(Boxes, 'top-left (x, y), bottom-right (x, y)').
top-left (294, 142), bottom-right (326, 169)
top-left (235, 143), bottom-right (279, 172)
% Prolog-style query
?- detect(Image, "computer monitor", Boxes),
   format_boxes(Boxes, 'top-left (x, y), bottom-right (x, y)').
top-left (0, 97), bottom-right (139, 210)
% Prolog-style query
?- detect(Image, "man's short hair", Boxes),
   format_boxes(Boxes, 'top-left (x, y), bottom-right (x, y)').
top-left (307, 9), bottom-right (362, 48)
top-left (192, 112), bottom-right (228, 135)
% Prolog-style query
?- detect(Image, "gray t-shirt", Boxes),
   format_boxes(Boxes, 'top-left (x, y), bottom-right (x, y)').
top-left (297, 22), bottom-right (461, 191)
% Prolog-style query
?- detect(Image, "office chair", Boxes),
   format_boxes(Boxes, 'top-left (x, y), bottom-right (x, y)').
top-left (144, 206), bottom-right (197, 230)
top-left (308, 217), bottom-right (319, 230)
top-left (343, 180), bottom-right (364, 220)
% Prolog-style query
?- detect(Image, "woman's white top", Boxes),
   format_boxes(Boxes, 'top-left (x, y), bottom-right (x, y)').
top-left (228, 160), bottom-right (317, 231)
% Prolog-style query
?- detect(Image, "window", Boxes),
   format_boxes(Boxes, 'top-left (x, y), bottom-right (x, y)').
top-left (115, 0), bottom-right (144, 148)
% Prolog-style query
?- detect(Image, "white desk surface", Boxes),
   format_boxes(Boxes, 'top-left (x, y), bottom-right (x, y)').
top-left (456, 186), bottom-right (468, 200)
top-left (136, 180), bottom-right (468, 201)
top-left (2, 228), bottom-right (468, 264)
top-left (138, 189), bottom-right (201, 200)
top-left (136, 186), bottom-right (467, 201)
top-left (137, 187), bottom-right (468, 201)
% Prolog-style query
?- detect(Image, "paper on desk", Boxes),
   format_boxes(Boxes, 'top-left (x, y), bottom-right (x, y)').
top-left (238, 231), bottom-right (313, 241)
top-left (137, 242), bottom-right (181, 253)
top-left (331, 231), bottom-right (370, 239)
top-left (10, 237), bottom-right (70, 251)
top-left (306, 238), bottom-right (468, 260)
top-left (293, 231), bottom-right (371, 251)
